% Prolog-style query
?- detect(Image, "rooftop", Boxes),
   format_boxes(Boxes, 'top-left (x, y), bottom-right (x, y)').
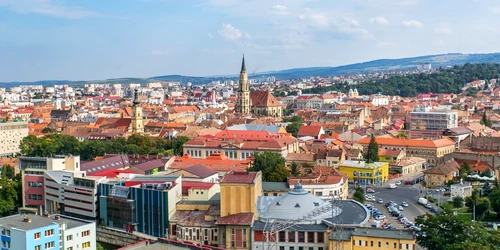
top-left (0, 214), bottom-right (92, 231)
top-left (329, 227), bottom-right (415, 241)
top-left (338, 160), bottom-right (387, 169)
top-left (221, 171), bottom-right (260, 184)
top-left (262, 182), bottom-right (289, 192)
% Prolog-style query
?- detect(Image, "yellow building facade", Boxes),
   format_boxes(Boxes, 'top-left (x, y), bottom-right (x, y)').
top-left (337, 160), bottom-right (389, 185)
top-left (329, 228), bottom-right (416, 250)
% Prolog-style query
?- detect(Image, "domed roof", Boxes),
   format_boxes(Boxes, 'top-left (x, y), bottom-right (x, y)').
top-left (261, 182), bottom-right (341, 221)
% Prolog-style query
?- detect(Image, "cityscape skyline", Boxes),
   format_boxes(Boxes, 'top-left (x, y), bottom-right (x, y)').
top-left (1, 0), bottom-right (500, 82)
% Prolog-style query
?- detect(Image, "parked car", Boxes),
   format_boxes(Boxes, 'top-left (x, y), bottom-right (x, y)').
top-left (398, 205), bottom-right (404, 211)
top-left (378, 198), bottom-right (383, 204)
top-left (375, 215), bottom-right (386, 220)
top-left (425, 203), bottom-right (432, 209)
top-left (405, 180), bottom-right (412, 185)
top-left (401, 201), bottom-right (409, 207)
top-left (395, 181), bottom-right (402, 185)
top-left (430, 207), bottom-right (438, 213)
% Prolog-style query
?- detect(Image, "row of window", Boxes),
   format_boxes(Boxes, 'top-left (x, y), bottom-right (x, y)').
top-left (34, 241), bottom-right (54, 250)
top-left (28, 182), bottom-right (43, 187)
top-left (355, 240), bottom-right (413, 249)
top-left (277, 231), bottom-right (324, 243)
top-left (28, 194), bottom-right (43, 200)
top-left (279, 247), bottom-right (324, 250)
top-left (1, 229), bottom-right (11, 236)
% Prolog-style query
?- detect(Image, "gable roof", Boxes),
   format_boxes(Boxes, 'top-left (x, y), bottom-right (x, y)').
top-left (297, 126), bottom-right (323, 137)
top-left (182, 164), bottom-right (218, 178)
top-left (221, 171), bottom-right (259, 184)
top-left (423, 158), bottom-right (460, 175)
top-left (250, 91), bottom-right (281, 107)
top-left (357, 137), bottom-right (455, 148)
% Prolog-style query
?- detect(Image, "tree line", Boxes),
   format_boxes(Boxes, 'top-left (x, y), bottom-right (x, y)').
top-left (20, 134), bottom-right (190, 161)
top-left (301, 63), bottom-right (500, 97)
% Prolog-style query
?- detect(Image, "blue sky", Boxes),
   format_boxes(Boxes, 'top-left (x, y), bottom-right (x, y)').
top-left (1, 0), bottom-right (500, 82)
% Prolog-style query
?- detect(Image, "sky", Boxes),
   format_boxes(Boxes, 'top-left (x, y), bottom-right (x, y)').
top-left (1, 0), bottom-right (500, 82)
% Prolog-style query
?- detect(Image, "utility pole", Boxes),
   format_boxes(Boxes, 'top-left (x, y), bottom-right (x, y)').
top-left (473, 205), bottom-right (476, 221)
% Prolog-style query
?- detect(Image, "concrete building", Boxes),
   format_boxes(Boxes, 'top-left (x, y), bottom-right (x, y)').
top-left (329, 227), bottom-right (416, 250)
top-left (288, 166), bottom-right (349, 199)
top-left (0, 120), bottom-right (28, 156)
top-left (337, 160), bottom-right (389, 185)
top-left (450, 183), bottom-right (473, 200)
top-left (0, 214), bottom-right (96, 250)
top-left (44, 170), bottom-right (105, 220)
top-left (252, 183), bottom-right (369, 250)
top-left (409, 106), bottom-right (458, 139)
top-left (19, 155), bottom-right (81, 211)
top-left (423, 159), bottom-right (460, 187)
top-left (99, 175), bottom-right (182, 238)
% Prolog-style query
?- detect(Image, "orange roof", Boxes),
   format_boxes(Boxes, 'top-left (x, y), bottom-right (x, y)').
top-left (357, 137), bottom-right (455, 148)
top-left (169, 153), bottom-right (251, 172)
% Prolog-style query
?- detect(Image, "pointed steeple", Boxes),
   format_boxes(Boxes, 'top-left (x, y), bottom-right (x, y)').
top-left (241, 54), bottom-right (246, 73)
top-left (133, 89), bottom-right (140, 105)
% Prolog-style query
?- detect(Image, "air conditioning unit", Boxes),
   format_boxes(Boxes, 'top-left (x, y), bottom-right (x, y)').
top-left (204, 236), bottom-right (208, 240)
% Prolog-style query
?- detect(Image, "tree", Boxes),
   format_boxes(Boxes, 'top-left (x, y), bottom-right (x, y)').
top-left (415, 211), bottom-right (495, 250)
top-left (452, 196), bottom-right (464, 208)
top-left (352, 187), bottom-right (365, 203)
top-left (96, 243), bottom-right (105, 250)
top-left (172, 136), bottom-right (190, 156)
top-left (290, 162), bottom-right (301, 177)
top-left (248, 152), bottom-right (289, 182)
top-left (474, 197), bottom-right (491, 221)
top-left (1, 165), bottom-right (15, 179)
top-left (365, 134), bottom-right (378, 163)
top-left (490, 189), bottom-right (500, 218)
top-left (286, 122), bottom-right (301, 137)
top-left (480, 112), bottom-right (492, 127)
top-left (482, 182), bottom-right (493, 197)
top-left (395, 132), bottom-right (408, 139)
top-left (474, 105), bottom-right (479, 114)
top-left (41, 127), bottom-right (55, 133)
top-left (459, 162), bottom-right (470, 180)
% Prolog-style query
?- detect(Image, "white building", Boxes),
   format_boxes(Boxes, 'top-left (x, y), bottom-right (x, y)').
top-left (44, 170), bottom-right (105, 220)
top-left (0, 121), bottom-right (29, 156)
top-left (371, 96), bottom-right (389, 106)
top-left (410, 105), bottom-right (458, 138)
top-left (450, 183), bottom-right (473, 200)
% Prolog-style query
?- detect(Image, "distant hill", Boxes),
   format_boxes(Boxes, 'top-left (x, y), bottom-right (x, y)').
top-left (2, 52), bottom-right (500, 88)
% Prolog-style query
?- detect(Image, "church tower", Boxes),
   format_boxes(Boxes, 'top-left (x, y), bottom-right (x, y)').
top-left (131, 89), bottom-right (144, 133)
top-left (236, 55), bottom-right (251, 114)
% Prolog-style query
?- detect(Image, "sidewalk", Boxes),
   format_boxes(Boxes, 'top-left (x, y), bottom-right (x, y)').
top-left (386, 171), bottom-right (424, 184)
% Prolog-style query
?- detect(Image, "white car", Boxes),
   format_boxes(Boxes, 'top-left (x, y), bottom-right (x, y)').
top-left (375, 215), bottom-right (386, 220)
top-left (401, 201), bottom-right (409, 207)
top-left (395, 181), bottom-right (402, 185)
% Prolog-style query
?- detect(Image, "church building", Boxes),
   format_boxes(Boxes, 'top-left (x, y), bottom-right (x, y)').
top-left (236, 55), bottom-right (282, 117)
top-left (130, 88), bottom-right (144, 133)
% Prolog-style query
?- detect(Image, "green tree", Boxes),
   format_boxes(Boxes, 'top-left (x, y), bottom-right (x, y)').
top-left (480, 112), bottom-right (492, 127)
top-left (474, 105), bottom-right (479, 114)
top-left (96, 243), bottom-right (105, 250)
top-left (474, 197), bottom-right (491, 221)
top-left (452, 196), bottom-right (464, 208)
top-left (352, 187), bottom-right (365, 203)
top-left (1, 165), bottom-right (15, 179)
top-left (172, 136), bottom-right (190, 156)
top-left (459, 162), bottom-right (470, 180)
top-left (41, 127), bottom-right (55, 133)
top-left (490, 189), bottom-right (500, 218)
top-left (19, 135), bottom-right (39, 155)
top-left (415, 211), bottom-right (495, 250)
top-left (286, 122), bottom-right (301, 137)
top-left (395, 132), bottom-right (408, 139)
top-left (365, 134), bottom-right (378, 163)
top-left (248, 152), bottom-right (289, 182)
top-left (482, 181), bottom-right (493, 196)
top-left (282, 115), bottom-right (303, 123)
top-left (290, 162), bottom-right (300, 177)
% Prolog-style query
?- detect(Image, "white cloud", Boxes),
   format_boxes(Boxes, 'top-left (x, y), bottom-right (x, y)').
top-left (0, 0), bottom-right (95, 19)
top-left (434, 23), bottom-right (452, 34)
top-left (218, 23), bottom-right (250, 40)
top-left (272, 5), bottom-right (287, 11)
top-left (401, 20), bottom-right (423, 28)
top-left (488, 6), bottom-right (500, 13)
top-left (369, 16), bottom-right (389, 25)
top-left (208, 33), bottom-right (214, 38)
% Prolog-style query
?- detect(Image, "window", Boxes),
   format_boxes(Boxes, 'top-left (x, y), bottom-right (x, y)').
top-left (318, 248), bottom-right (323, 250)
top-left (371, 241), bottom-right (374, 247)
top-left (243, 242), bottom-right (247, 248)
top-left (308, 248), bottom-right (313, 250)
top-left (273, 193), bottom-right (278, 196)
top-left (280, 247), bottom-right (285, 250)
top-left (67, 247), bottom-right (73, 250)
top-left (298, 231), bottom-right (305, 242)
top-left (279, 231), bottom-right (286, 242)
top-left (34, 232), bottom-right (41, 239)
top-left (67, 235), bottom-right (73, 241)
top-left (45, 229), bottom-right (54, 236)
top-left (1, 229), bottom-right (10, 236)
top-left (243, 229), bottom-right (247, 235)
top-left (82, 230), bottom-right (90, 237)
top-left (45, 241), bottom-right (54, 249)
top-left (307, 232), bottom-right (314, 243)
top-left (289, 247), bottom-right (294, 250)
top-left (82, 242), bottom-right (91, 249)
top-left (358, 240), bottom-right (362, 246)
top-left (298, 247), bottom-right (303, 250)
top-left (317, 232), bottom-right (324, 243)
top-left (35, 245), bottom-right (41, 250)
top-left (394, 243), bottom-right (397, 248)
top-left (378, 242), bottom-right (381, 247)
top-left (386, 242), bottom-right (389, 248)
top-left (288, 231), bottom-right (295, 242)
top-left (231, 241), bottom-right (235, 247)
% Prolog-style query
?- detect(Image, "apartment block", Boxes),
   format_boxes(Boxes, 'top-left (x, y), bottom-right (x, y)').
top-left (0, 120), bottom-right (28, 156)
top-left (0, 214), bottom-right (96, 250)
top-left (19, 155), bottom-right (81, 210)
top-left (410, 106), bottom-right (458, 139)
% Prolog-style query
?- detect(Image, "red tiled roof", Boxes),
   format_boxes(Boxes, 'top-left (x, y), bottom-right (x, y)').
top-left (297, 126), bottom-right (322, 137)
top-left (250, 91), bottom-right (281, 107)
top-left (358, 137), bottom-right (455, 148)
top-left (181, 181), bottom-right (215, 195)
top-left (215, 213), bottom-right (254, 225)
top-left (221, 171), bottom-right (259, 184)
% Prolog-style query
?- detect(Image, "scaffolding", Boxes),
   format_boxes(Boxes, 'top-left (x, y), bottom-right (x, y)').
top-left (263, 196), bottom-right (344, 250)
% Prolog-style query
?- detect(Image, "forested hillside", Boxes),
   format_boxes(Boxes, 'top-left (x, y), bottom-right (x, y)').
top-left (302, 63), bottom-right (500, 97)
